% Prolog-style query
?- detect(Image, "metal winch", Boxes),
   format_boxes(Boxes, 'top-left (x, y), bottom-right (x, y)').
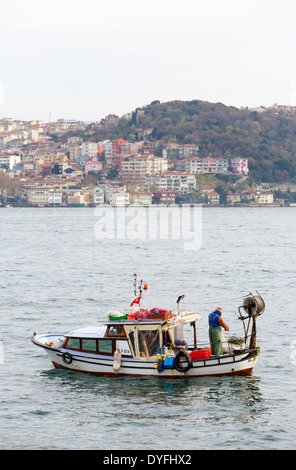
top-left (237, 291), bottom-right (265, 349)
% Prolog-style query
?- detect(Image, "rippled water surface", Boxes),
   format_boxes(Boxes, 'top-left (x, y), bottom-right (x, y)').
top-left (0, 206), bottom-right (295, 450)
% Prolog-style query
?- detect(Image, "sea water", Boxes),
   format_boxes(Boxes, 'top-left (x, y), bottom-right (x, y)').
top-left (0, 206), bottom-right (295, 450)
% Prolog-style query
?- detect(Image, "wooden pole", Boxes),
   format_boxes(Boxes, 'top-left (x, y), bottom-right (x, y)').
top-left (193, 322), bottom-right (197, 349)
top-left (249, 317), bottom-right (257, 350)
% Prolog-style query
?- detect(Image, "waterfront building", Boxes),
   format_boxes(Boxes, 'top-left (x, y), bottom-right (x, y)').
top-left (109, 190), bottom-right (130, 206)
top-left (89, 186), bottom-right (105, 205)
top-left (48, 190), bottom-right (63, 206)
top-left (202, 190), bottom-right (220, 204)
top-left (26, 186), bottom-right (50, 206)
top-left (129, 191), bottom-right (152, 205)
top-left (255, 191), bottom-right (274, 204)
top-left (227, 193), bottom-right (241, 204)
top-left (67, 189), bottom-right (89, 207)
top-left (153, 190), bottom-right (176, 205)
top-left (106, 185), bottom-right (128, 205)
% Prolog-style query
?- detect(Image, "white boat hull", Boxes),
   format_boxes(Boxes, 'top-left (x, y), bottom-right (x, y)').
top-left (32, 333), bottom-right (259, 378)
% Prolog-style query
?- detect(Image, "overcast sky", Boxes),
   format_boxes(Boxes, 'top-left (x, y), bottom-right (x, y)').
top-left (1, 0), bottom-right (296, 122)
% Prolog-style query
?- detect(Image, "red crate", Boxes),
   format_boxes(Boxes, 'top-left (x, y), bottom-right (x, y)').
top-left (189, 349), bottom-right (211, 359)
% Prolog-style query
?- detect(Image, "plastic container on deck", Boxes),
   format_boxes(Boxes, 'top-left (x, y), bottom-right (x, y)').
top-left (163, 356), bottom-right (175, 369)
top-left (189, 349), bottom-right (211, 359)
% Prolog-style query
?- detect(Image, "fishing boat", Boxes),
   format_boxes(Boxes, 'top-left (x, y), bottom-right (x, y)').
top-left (31, 275), bottom-right (265, 378)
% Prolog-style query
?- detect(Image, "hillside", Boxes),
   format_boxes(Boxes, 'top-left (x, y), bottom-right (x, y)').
top-left (68, 100), bottom-right (296, 183)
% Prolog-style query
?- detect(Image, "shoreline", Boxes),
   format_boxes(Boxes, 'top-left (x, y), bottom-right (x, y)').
top-left (0, 203), bottom-right (293, 209)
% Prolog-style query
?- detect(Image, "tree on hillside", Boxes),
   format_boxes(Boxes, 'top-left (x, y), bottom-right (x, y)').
top-left (0, 172), bottom-right (21, 202)
top-left (54, 99), bottom-right (296, 183)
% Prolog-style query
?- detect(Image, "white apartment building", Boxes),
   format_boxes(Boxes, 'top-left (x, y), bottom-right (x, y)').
top-left (185, 158), bottom-right (203, 174)
top-left (90, 186), bottom-right (105, 205)
top-left (0, 154), bottom-right (21, 170)
top-left (178, 144), bottom-right (199, 159)
top-left (104, 140), bottom-right (112, 160)
top-left (146, 172), bottom-right (196, 194)
top-left (29, 128), bottom-right (39, 141)
top-left (48, 190), bottom-right (63, 205)
top-left (106, 185), bottom-right (128, 204)
top-left (121, 155), bottom-right (168, 178)
top-left (110, 190), bottom-right (130, 206)
top-left (81, 142), bottom-right (98, 159)
top-left (255, 192), bottom-right (274, 204)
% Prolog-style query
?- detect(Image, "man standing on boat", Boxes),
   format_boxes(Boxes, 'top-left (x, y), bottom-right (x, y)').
top-left (208, 307), bottom-right (229, 356)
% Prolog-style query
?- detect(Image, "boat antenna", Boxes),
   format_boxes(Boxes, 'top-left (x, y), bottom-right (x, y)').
top-left (139, 278), bottom-right (143, 297)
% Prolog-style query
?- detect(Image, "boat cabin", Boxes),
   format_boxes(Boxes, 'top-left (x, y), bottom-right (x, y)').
top-left (63, 320), bottom-right (175, 360)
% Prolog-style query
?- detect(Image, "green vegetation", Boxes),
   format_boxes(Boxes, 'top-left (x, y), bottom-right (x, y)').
top-left (273, 188), bottom-right (296, 203)
top-left (66, 99), bottom-right (296, 183)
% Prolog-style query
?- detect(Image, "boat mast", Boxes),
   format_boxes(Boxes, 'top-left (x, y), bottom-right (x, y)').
top-left (132, 273), bottom-right (148, 307)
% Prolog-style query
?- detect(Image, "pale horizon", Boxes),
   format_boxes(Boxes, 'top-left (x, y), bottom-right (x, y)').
top-left (1, 0), bottom-right (296, 123)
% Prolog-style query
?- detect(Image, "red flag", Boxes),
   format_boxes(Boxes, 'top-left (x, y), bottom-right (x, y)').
top-left (130, 296), bottom-right (141, 306)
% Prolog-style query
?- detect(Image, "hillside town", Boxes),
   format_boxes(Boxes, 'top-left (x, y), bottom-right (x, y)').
top-left (0, 114), bottom-right (293, 208)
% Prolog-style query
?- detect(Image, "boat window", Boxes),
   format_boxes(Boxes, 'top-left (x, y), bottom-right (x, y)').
top-left (163, 330), bottom-right (173, 347)
top-left (128, 331), bottom-right (135, 356)
top-left (98, 339), bottom-right (113, 354)
top-left (107, 325), bottom-right (124, 337)
top-left (81, 339), bottom-right (97, 352)
top-left (138, 330), bottom-right (160, 358)
top-left (66, 338), bottom-right (80, 350)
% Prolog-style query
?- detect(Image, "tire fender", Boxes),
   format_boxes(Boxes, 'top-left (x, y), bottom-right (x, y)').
top-left (62, 352), bottom-right (73, 364)
top-left (173, 350), bottom-right (192, 373)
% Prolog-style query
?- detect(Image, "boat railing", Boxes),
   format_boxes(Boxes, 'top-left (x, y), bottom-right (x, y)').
top-left (185, 335), bottom-right (250, 353)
